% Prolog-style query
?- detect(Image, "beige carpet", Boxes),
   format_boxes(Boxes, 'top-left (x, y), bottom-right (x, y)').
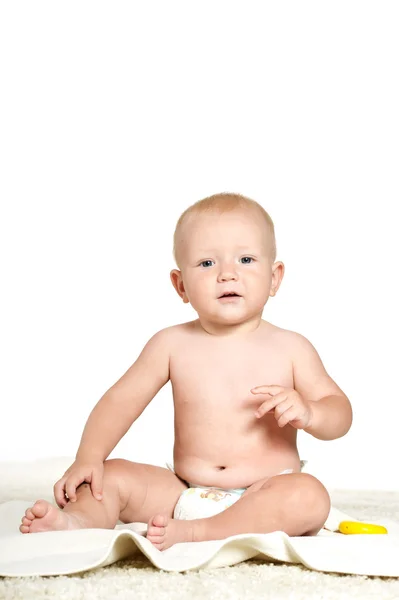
top-left (0, 458), bottom-right (398, 599)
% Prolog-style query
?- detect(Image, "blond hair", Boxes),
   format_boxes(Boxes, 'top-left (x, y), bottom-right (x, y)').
top-left (173, 192), bottom-right (277, 268)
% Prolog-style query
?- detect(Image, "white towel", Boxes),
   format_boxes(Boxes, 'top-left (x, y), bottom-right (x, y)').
top-left (1, 500), bottom-right (398, 577)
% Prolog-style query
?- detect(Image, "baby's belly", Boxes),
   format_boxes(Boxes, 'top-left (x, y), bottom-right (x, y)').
top-left (173, 430), bottom-right (301, 488)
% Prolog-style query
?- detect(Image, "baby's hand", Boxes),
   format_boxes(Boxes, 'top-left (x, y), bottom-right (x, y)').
top-left (53, 459), bottom-right (104, 508)
top-left (251, 385), bottom-right (313, 430)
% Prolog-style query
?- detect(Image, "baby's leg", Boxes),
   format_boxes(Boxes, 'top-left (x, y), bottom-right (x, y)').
top-left (20, 459), bottom-right (188, 534)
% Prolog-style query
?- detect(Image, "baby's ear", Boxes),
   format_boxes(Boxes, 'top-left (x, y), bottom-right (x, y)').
top-left (170, 270), bottom-right (187, 302)
top-left (170, 269), bottom-right (180, 288)
top-left (270, 261), bottom-right (285, 295)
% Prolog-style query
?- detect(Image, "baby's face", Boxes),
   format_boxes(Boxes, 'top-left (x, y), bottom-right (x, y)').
top-left (171, 210), bottom-right (282, 327)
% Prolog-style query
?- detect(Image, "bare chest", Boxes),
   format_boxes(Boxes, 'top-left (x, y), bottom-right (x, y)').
top-left (170, 329), bottom-right (294, 410)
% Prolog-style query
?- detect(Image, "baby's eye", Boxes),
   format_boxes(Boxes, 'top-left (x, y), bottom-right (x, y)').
top-left (200, 260), bottom-right (214, 268)
top-left (241, 257), bottom-right (254, 264)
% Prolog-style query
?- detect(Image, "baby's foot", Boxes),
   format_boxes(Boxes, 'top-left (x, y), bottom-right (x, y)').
top-left (20, 499), bottom-right (84, 534)
top-left (146, 514), bottom-right (202, 550)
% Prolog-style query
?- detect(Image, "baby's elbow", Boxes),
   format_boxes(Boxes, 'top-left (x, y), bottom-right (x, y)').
top-left (347, 398), bottom-right (353, 426)
top-left (341, 398), bottom-right (353, 437)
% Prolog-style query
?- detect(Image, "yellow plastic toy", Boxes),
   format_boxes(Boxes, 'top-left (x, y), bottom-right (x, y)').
top-left (339, 521), bottom-right (388, 535)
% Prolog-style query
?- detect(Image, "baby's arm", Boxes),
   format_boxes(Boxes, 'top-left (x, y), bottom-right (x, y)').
top-left (290, 332), bottom-right (353, 441)
top-left (75, 327), bottom-right (171, 462)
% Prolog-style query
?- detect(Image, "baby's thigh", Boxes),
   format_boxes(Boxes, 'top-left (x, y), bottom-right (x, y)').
top-left (104, 459), bottom-right (188, 523)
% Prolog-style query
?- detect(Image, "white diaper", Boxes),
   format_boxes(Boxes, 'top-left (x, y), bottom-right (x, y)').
top-left (174, 485), bottom-right (245, 520)
top-left (166, 461), bottom-right (307, 520)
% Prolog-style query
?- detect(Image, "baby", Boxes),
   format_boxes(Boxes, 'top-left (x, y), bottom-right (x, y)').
top-left (20, 192), bottom-right (353, 550)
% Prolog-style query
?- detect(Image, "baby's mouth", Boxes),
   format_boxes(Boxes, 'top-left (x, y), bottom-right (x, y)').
top-left (218, 293), bottom-right (242, 299)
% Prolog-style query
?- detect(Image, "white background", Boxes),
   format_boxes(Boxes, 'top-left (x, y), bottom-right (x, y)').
top-left (1, 1), bottom-right (398, 491)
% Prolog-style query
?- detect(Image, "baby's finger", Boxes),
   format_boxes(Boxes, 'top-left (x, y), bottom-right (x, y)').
top-left (273, 398), bottom-right (292, 418)
top-left (91, 471), bottom-right (103, 501)
top-left (65, 480), bottom-right (79, 503)
top-left (255, 394), bottom-right (287, 418)
top-left (53, 478), bottom-right (67, 508)
top-left (251, 385), bottom-right (285, 395)
top-left (255, 401), bottom-right (270, 418)
top-left (255, 400), bottom-right (275, 418)
top-left (276, 406), bottom-right (298, 428)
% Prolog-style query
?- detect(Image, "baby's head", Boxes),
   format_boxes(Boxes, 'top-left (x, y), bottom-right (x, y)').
top-left (170, 192), bottom-right (284, 331)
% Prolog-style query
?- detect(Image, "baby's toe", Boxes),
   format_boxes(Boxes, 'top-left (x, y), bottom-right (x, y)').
top-left (25, 508), bottom-right (35, 520)
top-left (152, 514), bottom-right (168, 528)
top-left (21, 516), bottom-right (31, 526)
top-left (30, 500), bottom-right (49, 518)
top-left (147, 525), bottom-right (165, 536)
top-left (19, 524), bottom-right (29, 533)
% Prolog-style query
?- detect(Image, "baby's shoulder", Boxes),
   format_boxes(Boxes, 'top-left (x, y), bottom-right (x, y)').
top-left (152, 321), bottom-right (194, 346)
top-left (264, 324), bottom-right (313, 350)
top-left (271, 328), bottom-right (320, 364)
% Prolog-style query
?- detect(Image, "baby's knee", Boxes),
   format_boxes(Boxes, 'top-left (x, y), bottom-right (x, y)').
top-left (104, 458), bottom-right (130, 474)
top-left (103, 458), bottom-right (142, 486)
top-left (103, 459), bottom-right (135, 501)
top-left (299, 473), bottom-right (330, 501)
top-left (299, 474), bottom-right (331, 531)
